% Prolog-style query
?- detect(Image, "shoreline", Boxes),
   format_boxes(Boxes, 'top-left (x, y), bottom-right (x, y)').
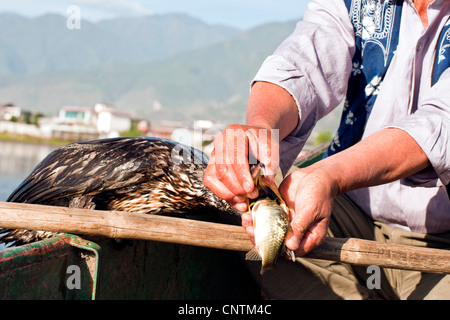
top-left (0, 133), bottom-right (72, 147)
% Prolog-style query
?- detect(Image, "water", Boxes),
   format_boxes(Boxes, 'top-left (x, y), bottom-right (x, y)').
top-left (0, 140), bottom-right (58, 251)
top-left (0, 140), bottom-right (57, 201)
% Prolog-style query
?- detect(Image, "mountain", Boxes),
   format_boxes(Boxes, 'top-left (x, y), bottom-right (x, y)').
top-left (98, 14), bottom-right (239, 62)
top-left (0, 13), bottom-right (239, 76)
top-left (0, 13), bottom-right (300, 125)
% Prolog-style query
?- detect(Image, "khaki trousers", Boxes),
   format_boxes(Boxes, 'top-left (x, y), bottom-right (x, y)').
top-left (243, 194), bottom-right (450, 300)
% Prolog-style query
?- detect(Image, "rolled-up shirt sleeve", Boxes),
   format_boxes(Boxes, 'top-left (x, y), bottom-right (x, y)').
top-left (251, 0), bottom-right (355, 174)
top-left (388, 68), bottom-right (450, 187)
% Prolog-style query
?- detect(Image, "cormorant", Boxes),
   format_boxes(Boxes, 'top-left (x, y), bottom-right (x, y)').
top-left (0, 137), bottom-right (239, 246)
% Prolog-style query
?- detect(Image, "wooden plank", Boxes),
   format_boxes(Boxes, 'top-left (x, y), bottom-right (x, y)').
top-left (0, 201), bottom-right (449, 274)
top-left (0, 202), bottom-right (253, 251)
top-left (307, 237), bottom-right (450, 274)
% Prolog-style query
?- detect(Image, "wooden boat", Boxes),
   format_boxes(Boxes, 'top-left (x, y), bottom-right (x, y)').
top-left (0, 231), bottom-right (261, 300)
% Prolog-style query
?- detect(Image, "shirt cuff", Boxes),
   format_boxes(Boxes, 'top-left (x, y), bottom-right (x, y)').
top-left (387, 111), bottom-right (450, 186)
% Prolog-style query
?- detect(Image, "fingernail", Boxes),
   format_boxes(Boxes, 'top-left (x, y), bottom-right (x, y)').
top-left (243, 181), bottom-right (253, 193)
top-left (287, 236), bottom-right (299, 251)
top-left (235, 203), bottom-right (249, 212)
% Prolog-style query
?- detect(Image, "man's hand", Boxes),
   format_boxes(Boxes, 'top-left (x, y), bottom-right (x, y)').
top-left (203, 124), bottom-right (280, 212)
top-left (203, 82), bottom-right (298, 212)
top-left (280, 167), bottom-right (336, 255)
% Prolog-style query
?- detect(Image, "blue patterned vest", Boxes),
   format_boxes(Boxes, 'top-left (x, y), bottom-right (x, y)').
top-left (432, 18), bottom-right (450, 84)
top-left (325, 0), bottom-right (450, 157)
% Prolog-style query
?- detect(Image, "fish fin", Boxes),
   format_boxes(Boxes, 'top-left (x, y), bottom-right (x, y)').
top-left (245, 247), bottom-right (262, 261)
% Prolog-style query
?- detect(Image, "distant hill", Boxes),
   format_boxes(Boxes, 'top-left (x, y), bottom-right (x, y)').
top-left (0, 12), bottom-right (239, 76)
top-left (0, 13), bottom-right (299, 124)
top-left (0, 13), bottom-right (340, 135)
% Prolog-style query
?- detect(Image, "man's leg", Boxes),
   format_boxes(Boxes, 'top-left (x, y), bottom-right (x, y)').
top-left (373, 222), bottom-right (450, 300)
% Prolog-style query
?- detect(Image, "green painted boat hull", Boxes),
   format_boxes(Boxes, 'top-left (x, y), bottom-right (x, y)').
top-left (0, 231), bottom-right (260, 300)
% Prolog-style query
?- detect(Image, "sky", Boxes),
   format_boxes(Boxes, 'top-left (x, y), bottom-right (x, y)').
top-left (0, 0), bottom-right (310, 29)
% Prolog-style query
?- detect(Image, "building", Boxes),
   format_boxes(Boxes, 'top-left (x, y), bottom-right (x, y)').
top-left (94, 103), bottom-right (132, 138)
top-left (0, 104), bottom-right (21, 121)
top-left (49, 103), bottom-right (133, 140)
top-left (58, 106), bottom-right (95, 125)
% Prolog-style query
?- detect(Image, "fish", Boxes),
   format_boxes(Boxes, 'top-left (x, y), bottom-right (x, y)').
top-left (245, 197), bottom-right (295, 274)
top-left (245, 162), bottom-right (295, 275)
top-left (244, 163), bottom-right (296, 275)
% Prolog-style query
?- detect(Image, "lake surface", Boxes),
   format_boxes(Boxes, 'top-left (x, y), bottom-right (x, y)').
top-left (0, 140), bottom-right (58, 251)
top-left (0, 140), bottom-right (57, 201)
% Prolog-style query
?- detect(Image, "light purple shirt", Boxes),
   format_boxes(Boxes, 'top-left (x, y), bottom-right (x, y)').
top-left (253, 0), bottom-right (450, 234)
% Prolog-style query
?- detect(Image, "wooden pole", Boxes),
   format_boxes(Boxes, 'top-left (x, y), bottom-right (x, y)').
top-left (0, 201), bottom-right (449, 274)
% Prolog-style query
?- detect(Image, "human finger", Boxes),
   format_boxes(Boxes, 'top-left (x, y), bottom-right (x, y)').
top-left (241, 212), bottom-right (255, 244)
top-left (295, 218), bottom-right (329, 256)
top-left (241, 212), bottom-right (253, 229)
top-left (279, 168), bottom-right (333, 255)
top-left (203, 160), bottom-right (249, 212)
top-left (213, 127), bottom-right (257, 198)
top-left (246, 127), bottom-right (280, 185)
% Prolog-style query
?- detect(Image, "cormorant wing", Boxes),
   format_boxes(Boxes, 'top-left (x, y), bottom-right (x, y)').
top-left (7, 137), bottom-right (207, 206)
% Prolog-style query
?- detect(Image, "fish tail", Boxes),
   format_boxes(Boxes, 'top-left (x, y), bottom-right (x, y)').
top-left (260, 262), bottom-right (276, 275)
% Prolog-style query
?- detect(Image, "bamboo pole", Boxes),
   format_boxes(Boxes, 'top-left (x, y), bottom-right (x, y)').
top-left (0, 201), bottom-right (449, 274)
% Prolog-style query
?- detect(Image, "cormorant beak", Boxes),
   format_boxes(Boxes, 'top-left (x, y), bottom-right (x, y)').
top-left (248, 162), bottom-right (286, 209)
top-left (251, 162), bottom-right (266, 189)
